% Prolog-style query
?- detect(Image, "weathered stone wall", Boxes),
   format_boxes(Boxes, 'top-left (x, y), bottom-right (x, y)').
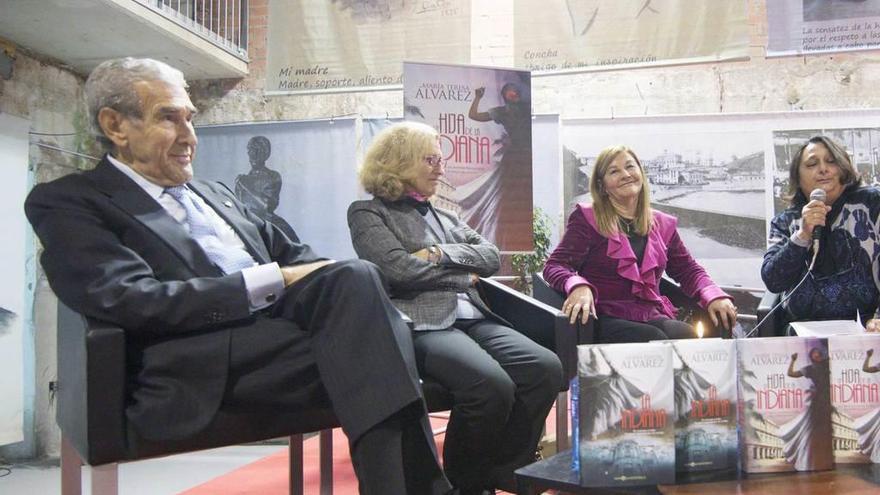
top-left (0, 50), bottom-right (93, 460)
top-left (191, 0), bottom-right (880, 124)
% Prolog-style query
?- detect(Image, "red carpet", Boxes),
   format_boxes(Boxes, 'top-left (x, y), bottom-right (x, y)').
top-left (180, 408), bottom-right (560, 494)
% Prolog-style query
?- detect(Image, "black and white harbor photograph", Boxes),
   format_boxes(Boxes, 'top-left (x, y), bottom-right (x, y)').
top-left (563, 118), bottom-right (767, 290)
top-left (772, 126), bottom-right (880, 214)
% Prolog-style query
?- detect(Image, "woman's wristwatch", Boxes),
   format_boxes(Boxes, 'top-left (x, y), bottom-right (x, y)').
top-left (427, 245), bottom-right (441, 264)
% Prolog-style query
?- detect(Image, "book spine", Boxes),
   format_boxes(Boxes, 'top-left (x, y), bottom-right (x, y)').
top-left (571, 375), bottom-right (580, 472)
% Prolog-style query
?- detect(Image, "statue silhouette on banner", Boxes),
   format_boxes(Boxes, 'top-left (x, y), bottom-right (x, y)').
top-left (234, 136), bottom-right (299, 242)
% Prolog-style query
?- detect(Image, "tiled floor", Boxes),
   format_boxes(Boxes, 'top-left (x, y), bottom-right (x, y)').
top-left (0, 444), bottom-right (285, 495)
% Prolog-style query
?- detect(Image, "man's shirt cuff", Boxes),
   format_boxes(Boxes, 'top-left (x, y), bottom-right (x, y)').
top-left (242, 262), bottom-right (285, 312)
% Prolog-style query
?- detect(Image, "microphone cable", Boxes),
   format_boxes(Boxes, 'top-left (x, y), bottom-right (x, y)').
top-left (747, 190), bottom-right (825, 338)
top-left (744, 258), bottom-right (815, 339)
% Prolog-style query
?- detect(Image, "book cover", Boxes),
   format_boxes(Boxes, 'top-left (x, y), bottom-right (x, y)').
top-left (576, 343), bottom-right (675, 486)
top-left (669, 339), bottom-right (738, 472)
top-left (736, 337), bottom-right (833, 473)
top-left (828, 334), bottom-right (880, 463)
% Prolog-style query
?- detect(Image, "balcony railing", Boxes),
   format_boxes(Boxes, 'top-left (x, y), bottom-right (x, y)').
top-left (136, 0), bottom-right (248, 59)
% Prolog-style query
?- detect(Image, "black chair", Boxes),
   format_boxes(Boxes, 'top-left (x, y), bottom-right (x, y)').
top-left (56, 277), bottom-right (568, 495)
top-left (529, 273), bottom-right (592, 453)
top-left (755, 291), bottom-right (788, 337)
top-left (659, 278), bottom-right (718, 333)
top-left (532, 272), bottom-right (722, 338)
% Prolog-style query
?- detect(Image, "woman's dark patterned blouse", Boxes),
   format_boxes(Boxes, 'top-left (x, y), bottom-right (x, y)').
top-left (762, 186), bottom-right (880, 322)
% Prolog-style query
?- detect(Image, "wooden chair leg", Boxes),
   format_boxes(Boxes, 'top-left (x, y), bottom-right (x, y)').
top-left (320, 429), bottom-right (333, 495)
top-left (289, 434), bottom-right (304, 495)
top-left (89, 463), bottom-right (118, 495)
top-left (555, 390), bottom-right (569, 452)
top-left (61, 435), bottom-right (82, 495)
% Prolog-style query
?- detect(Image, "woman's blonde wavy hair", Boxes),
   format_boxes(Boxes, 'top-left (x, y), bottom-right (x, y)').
top-left (359, 121), bottom-right (439, 200)
top-left (589, 145), bottom-right (653, 237)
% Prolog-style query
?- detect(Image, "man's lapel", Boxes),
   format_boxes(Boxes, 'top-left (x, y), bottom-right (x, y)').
top-left (188, 182), bottom-right (271, 264)
top-left (89, 158), bottom-right (220, 275)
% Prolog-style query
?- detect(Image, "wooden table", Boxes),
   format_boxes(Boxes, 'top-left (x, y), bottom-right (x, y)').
top-left (514, 450), bottom-right (880, 495)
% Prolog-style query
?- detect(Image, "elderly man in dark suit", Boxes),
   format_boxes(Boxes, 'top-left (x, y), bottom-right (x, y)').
top-left (348, 121), bottom-right (562, 495)
top-left (24, 58), bottom-right (450, 495)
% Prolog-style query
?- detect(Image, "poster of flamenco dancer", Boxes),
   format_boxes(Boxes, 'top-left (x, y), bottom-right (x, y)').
top-left (403, 62), bottom-right (534, 252)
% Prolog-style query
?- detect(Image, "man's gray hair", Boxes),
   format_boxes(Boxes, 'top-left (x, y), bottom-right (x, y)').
top-left (85, 57), bottom-right (188, 152)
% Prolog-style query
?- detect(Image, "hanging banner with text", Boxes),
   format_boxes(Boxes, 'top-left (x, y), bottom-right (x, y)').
top-left (513, 0), bottom-right (749, 73)
top-left (403, 62), bottom-right (534, 253)
top-left (265, 0), bottom-right (471, 94)
top-left (767, 0), bottom-right (880, 56)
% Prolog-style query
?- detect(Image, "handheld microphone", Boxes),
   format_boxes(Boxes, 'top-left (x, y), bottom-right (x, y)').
top-left (809, 188), bottom-right (826, 255)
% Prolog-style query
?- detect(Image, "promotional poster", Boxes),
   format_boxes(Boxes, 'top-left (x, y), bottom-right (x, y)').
top-left (576, 343), bottom-right (675, 486)
top-left (736, 337), bottom-right (833, 473)
top-left (403, 62), bottom-right (534, 253)
top-left (829, 334), bottom-right (880, 463)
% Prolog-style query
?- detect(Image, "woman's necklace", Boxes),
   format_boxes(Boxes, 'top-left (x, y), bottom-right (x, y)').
top-left (619, 216), bottom-right (635, 235)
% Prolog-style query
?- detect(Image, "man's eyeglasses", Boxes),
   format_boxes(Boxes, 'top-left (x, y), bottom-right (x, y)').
top-left (424, 155), bottom-right (445, 168)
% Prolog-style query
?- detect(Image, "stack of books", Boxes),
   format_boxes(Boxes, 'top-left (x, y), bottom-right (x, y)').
top-left (573, 333), bottom-right (880, 487)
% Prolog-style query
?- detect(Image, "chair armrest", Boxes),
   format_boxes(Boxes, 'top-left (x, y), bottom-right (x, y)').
top-left (659, 277), bottom-right (697, 311)
top-left (756, 291), bottom-right (782, 337)
top-left (478, 277), bottom-right (559, 352)
top-left (659, 277), bottom-right (725, 336)
top-left (531, 272), bottom-right (565, 309)
top-left (57, 302), bottom-right (128, 465)
top-left (395, 310), bottom-right (415, 330)
top-left (480, 273), bottom-right (595, 390)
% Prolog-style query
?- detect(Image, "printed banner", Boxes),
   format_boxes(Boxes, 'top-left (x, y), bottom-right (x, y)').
top-left (513, 0), bottom-right (749, 73)
top-left (193, 119), bottom-right (361, 260)
top-left (768, 0), bottom-right (880, 56)
top-left (266, 0), bottom-right (471, 93)
top-left (403, 62), bottom-right (534, 252)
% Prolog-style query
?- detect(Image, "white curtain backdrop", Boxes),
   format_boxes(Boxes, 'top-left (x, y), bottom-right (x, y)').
top-left (0, 113), bottom-right (28, 446)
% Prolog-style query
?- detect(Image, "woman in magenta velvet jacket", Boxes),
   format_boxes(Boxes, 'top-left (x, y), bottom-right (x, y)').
top-left (543, 145), bottom-right (737, 342)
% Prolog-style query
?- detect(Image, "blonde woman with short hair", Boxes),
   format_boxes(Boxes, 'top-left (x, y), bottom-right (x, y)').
top-left (348, 121), bottom-right (562, 495)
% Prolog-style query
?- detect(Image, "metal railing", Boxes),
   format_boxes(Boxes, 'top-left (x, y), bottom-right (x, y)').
top-left (136, 0), bottom-right (249, 59)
